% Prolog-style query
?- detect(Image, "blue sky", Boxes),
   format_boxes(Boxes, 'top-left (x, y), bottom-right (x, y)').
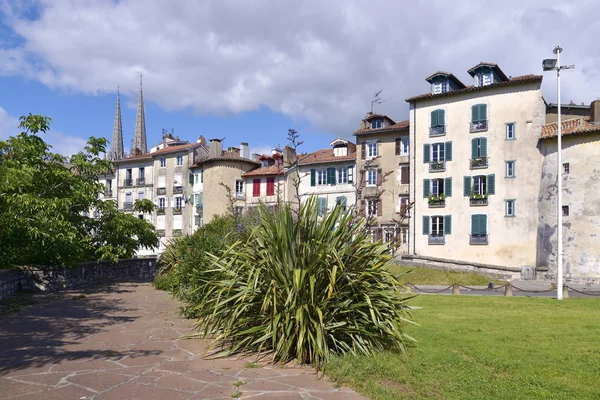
top-left (1, 1), bottom-right (598, 157)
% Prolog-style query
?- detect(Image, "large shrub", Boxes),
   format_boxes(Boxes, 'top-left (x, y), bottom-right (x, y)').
top-left (192, 197), bottom-right (414, 369)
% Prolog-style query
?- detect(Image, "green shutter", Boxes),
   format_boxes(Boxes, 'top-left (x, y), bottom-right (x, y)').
top-left (347, 166), bottom-right (353, 184)
top-left (445, 177), bottom-right (452, 197)
top-left (445, 141), bottom-right (452, 161)
top-left (423, 144), bottom-right (431, 163)
top-left (444, 215), bottom-right (452, 235)
top-left (423, 216), bottom-right (430, 235)
top-left (318, 197), bottom-right (326, 215)
top-left (480, 137), bottom-right (488, 158)
top-left (472, 105), bottom-right (479, 122)
top-left (327, 167), bottom-right (336, 185)
top-left (480, 104), bottom-right (487, 121)
top-left (431, 110), bottom-right (438, 127)
top-left (189, 173), bottom-right (194, 184)
top-left (438, 109), bottom-right (445, 126)
top-left (423, 179), bottom-right (430, 198)
top-left (471, 215), bottom-right (479, 235)
top-left (471, 138), bottom-right (478, 158)
top-left (487, 174), bottom-right (495, 195)
top-left (310, 169), bottom-right (316, 187)
top-left (481, 214), bottom-right (488, 234)
top-left (464, 176), bottom-right (471, 196)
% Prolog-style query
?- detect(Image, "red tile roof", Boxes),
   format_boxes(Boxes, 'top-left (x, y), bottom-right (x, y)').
top-left (353, 119), bottom-right (410, 136)
top-left (541, 117), bottom-right (600, 139)
top-left (241, 164), bottom-right (285, 177)
top-left (298, 148), bottom-right (356, 165)
top-left (406, 74), bottom-right (542, 102)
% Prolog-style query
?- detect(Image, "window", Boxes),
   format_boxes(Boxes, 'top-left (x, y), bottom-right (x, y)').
top-left (347, 166), bottom-right (354, 184)
top-left (431, 178), bottom-right (445, 197)
top-left (139, 167), bottom-right (145, 179)
top-left (441, 82), bottom-right (448, 93)
top-left (431, 216), bottom-right (444, 237)
top-left (336, 196), bottom-right (347, 211)
top-left (396, 137), bottom-right (410, 155)
top-left (266, 177), bottom-right (275, 196)
top-left (471, 137), bottom-right (487, 158)
top-left (194, 173), bottom-right (199, 184)
top-left (432, 143), bottom-right (445, 162)
top-left (262, 160), bottom-right (269, 168)
top-left (400, 165), bottom-right (409, 185)
top-left (174, 173), bottom-right (183, 187)
top-left (253, 179), bottom-right (260, 197)
top-left (160, 157), bottom-right (166, 168)
top-left (371, 119), bottom-right (383, 129)
top-left (366, 142), bottom-right (377, 158)
top-left (318, 197), bottom-right (327, 216)
top-left (563, 163), bottom-right (570, 175)
top-left (476, 73), bottom-right (491, 87)
top-left (367, 169), bottom-right (377, 186)
top-left (471, 104), bottom-right (488, 132)
top-left (473, 176), bottom-right (487, 196)
top-left (176, 155), bottom-right (183, 166)
top-left (464, 174), bottom-right (495, 197)
top-left (158, 198), bottom-right (166, 209)
top-left (506, 161), bottom-right (515, 178)
top-left (235, 180), bottom-right (244, 195)
top-left (401, 228), bottom-right (408, 244)
top-left (175, 197), bottom-right (183, 209)
top-left (367, 199), bottom-right (378, 216)
top-left (337, 168), bottom-right (348, 184)
top-left (317, 169), bottom-right (327, 185)
top-left (506, 123), bottom-right (516, 140)
top-left (506, 200), bottom-right (515, 217)
top-left (432, 81), bottom-right (448, 94)
top-left (562, 205), bottom-right (569, 216)
top-left (173, 214), bottom-right (182, 230)
top-left (138, 191), bottom-right (145, 200)
top-left (398, 196), bottom-right (410, 216)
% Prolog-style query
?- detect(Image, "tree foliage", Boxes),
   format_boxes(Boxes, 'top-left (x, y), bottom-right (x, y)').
top-left (0, 114), bottom-right (158, 267)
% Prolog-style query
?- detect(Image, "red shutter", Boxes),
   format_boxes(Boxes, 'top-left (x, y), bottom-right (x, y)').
top-left (266, 178), bottom-right (275, 196)
top-left (253, 179), bottom-right (261, 197)
top-left (377, 169), bottom-right (382, 186)
top-left (401, 166), bottom-right (409, 184)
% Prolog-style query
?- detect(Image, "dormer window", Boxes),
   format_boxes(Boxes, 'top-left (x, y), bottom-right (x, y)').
top-left (262, 160), bottom-right (269, 168)
top-left (432, 80), bottom-right (449, 94)
top-left (333, 146), bottom-right (348, 157)
top-left (371, 118), bottom-right (383, 129)
top-left (475, 72), bottom-right (492, 87)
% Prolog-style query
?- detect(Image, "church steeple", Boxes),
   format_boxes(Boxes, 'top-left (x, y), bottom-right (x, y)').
top-left (108, 87), bottom-right (124, 161)
top-left (131, 74), bottom-right (147, 155)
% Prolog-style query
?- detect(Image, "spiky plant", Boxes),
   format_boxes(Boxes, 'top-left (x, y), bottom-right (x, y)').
top-left (193, 196), bottom-right (414, 369)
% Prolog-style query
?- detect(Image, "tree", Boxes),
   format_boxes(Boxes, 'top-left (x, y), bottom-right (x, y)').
top-left (0, 114), bottom-right (158, 267)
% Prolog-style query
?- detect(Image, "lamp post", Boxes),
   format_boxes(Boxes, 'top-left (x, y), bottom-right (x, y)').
top-left (543, 46), bottom-right (574, 300)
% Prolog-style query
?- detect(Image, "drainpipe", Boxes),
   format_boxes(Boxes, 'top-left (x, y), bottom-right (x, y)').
top-left (411, 101), bottom-right (417, 255)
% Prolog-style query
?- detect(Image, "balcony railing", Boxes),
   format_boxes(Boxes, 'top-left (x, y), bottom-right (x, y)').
top-left (172, 229), bottom-right (183, 237)
top-left (136, 178), bottom-right (145, 186)
top-left (156, 229), bottom-right (165, 237)
top-left (196, 204), bottom-right (203, 213)
top-left (104, 190), bottom-right (112, 197)
top-left (428, 197), bottom-right (446, 208)
top-left (157, 187), bottom-right (166, 195)
top-left (235, 192), bottom-right (246, 200)
top-left (173, 186), bottom-right (183, 194)
top-left (173, 207), bottom-right (183, 215)
top-left (469, 195), bottom-right (488, 206)
top-left (470, 157), bottom-right (488, 169)
top-left (124, 202), bottom-right (133, 210)
top-left (429, 125), bottom-right (446, 137)
top-left (470, 120), bottom-right (488, 132)
top-left (429, 160), bottom-right (445, 172)
top-left (157, 208), bottom-right (165, 215)
top-left (428, 234), bottom-right (445, 245)
top-left (470, 234), bottom-right (488, 245)
top-left (124, 178), bottom-right (133, 187)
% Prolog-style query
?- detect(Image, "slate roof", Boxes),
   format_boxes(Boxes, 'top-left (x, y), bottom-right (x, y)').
top-left (541, 117), bottom-right (600, 139)
top-left (353, 119), bottom-right (410, 136)
top-left (113, 143), bottom-right (203, 163)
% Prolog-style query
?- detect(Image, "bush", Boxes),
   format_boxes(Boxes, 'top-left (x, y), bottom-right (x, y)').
top-left (192, 197), bottom-right (414, 369)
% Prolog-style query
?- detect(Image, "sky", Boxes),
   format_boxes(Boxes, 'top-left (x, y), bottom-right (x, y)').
top-left (0, 0), bottom-right (598, 157)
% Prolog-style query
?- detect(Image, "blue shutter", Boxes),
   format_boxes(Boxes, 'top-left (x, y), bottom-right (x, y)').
top-left (310, 169), bottom-right (316, 187)
top-left (471, 138), bottom-right (478, 158)
top-left (487, 174), bottom-right (495, 195)
top-left (445, 141), bottom-right (452, 161)
top-left (423, 216), bottom-right (430, 235)
top-left (423, 179), bottom-right (430, 198)
top-left (444, 215), bottom-right (452, 235)
top-left (423, 144), bottom-right (431, 163)
top-left (347, 166), bottom-right (353, 184)
top-left (464, 176), bottom-right (471, 196)
top-left (438, 109), bottom-right (445, 126)
top-left (471, 105), bottom-right (479, 122)
top-left (480, 104), bottom-right (487, 121)
top-left (445, 177), bottom-right (452, 197)
top-left (328, 167), bottom-right (336, 185)
top-left (480, 137), bottom-right (488, 158)
top-left (481, 215), bottom-right (488, 234)
top-left (318, 197), bottom-right (326, 215)
top-left (431, 110), bottom-right (438, 127)
top-left (471, 215), bottom-right (479, 235)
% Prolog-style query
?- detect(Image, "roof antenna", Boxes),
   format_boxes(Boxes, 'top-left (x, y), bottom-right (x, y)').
top-left (371, 90), bottom-right (384, 113)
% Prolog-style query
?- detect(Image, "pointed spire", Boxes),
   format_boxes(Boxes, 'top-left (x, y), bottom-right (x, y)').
top-left (132, 74), bottom-right (147, 155)
top-left (108, 86), bottom-right (124, 161)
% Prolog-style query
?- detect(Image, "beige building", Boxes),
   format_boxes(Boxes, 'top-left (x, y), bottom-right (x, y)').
top-left (538, 101), bottom-right (600, 280)
top-left (406, 63), bottom-right (545, 269)
top-left (353, 113), bottom-right (410, 249)
top-left (242, 147), bottom-right (295, 209)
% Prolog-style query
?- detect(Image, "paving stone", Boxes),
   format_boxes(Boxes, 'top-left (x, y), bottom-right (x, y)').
top-left (96, 383), bottom-right (191, 400)
top-left (4, 372), bottom-right (71, 387)
top-left (151, 373), bottom-right (210, 392)
top-left (8, 384), bottom-right (94, 400)
top-left (241, 379), bottom-right (293, 392)
top-left (190, 383), bottom-right (237, 399)
top-left (0, 380), bottom-right (45, 397)
top-left (67, 371), bottom-right (132, 392)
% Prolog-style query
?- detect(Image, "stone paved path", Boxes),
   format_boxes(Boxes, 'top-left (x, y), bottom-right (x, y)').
top-left (0, 283), bottom-right (365, 400)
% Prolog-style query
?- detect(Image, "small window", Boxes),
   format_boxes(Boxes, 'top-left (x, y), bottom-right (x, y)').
top-left (235, 180), bottom-right (244, 194)
top-left (262, 160), bottom-right (269, 168)
top-left (432, 143), bottom-right (445, 162)
top-left (401, 227), bottom-right (408, 244)
top-left (506, 161), bottom-right (515, 178)
top-left (317, 169), bottom-right (327, 185)
top-left (371, 119), bottom-right (383, 129)
top-left (506, 123), bottom-right (516, 140)
top-left (337, 168), bottom-right (348, 184)
top-left (175, 197), bottom-right (183, 209)
top-left (367, 199), bottom-right (378, 216)
top-left (505, 200), bottom-right (515, 217)
top-left (160, 157), bottom-right (166, 168)
top-left (176, 155), bottom-right (183, 166)
top-left (562, 205), bottom-right (569, 216)
top-left (440, 82), bottom-right (448, 93)
top-left (158, 198), bottom-right (166, 209)
top-left (366, 142), bottom-right (378, 158)
top-left (367, 169), bottom-right (377, 186)
top-left (431, 216), bottom-right (444, 237)
top-left (563, 163), bottom-right (570, 175)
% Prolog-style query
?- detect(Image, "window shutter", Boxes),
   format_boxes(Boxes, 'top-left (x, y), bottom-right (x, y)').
top-left (445, 141), bottom-right (452, 161)
top-left (377, 169), bottom-right (382, 186)
top-left (361, 143), bottom-right (366, 160)
top-left (438, 109), bottom-right (445, 126)
top-left (481, 214), bottom-right (488, 234)
top-left (487, 174), bottom-right (495, 195)
top-left (347, 166), bottom-right (353, 184)
top-left (480, 137), bottom-right (488, 158)
top-left (401, 166), bottom-right (409, 184)
top-left (471, 215), bottom-right (479, 235)
top-left (423, 144), bottom-right (431, 163)
top-left (327, 168), bottom-right (335, 185)
top-left (310, 169), bottom-right (316, 187)
top-left (423, 179), bottom-right (430, 198)
top-left (471, 105), bottom-right (479, 122)
top-left (395, 138), bottom-right (401, 155)
top-left (188, 173), bottom-right (194, 184)
top-left (464, 176), bottom-right (471, 196)
top-left (471, 138), bottom-right (478, 158)
top-left (444, 215), bottom-right (452, 235)
top-left (377, 199), bottom-right (382, 217)
top-left (430, 110), bottom-right (438, 127)
top-left (422, 216), bottom-right (430, 235)
top-left (253, 179), bottom-right (261, 197)
top-left (445, 177), bottom-right (452, 197)
top-left (480, 104), bottom-right (487, 121)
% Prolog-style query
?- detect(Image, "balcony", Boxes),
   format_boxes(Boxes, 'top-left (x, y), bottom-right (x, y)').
top-left (470, 120), bottom-right (488, 133)
top-left (104, 190), bottom-right (112, 197)
top-left (235, 192), bottom-right (246, 200)
top-left (429, 160), bottom-right (445, 172)
top-left (157, 208), bottom-right (165, 215)
top-left (136, 178), bottom-right (146, 186)
top-left (429, 125), bottom-right (446, 137)
top-left (172, 229), bottom-right (183, 237)
top-left (173, 186), bottom-right (183, 194)
top-left (124, 202), bottom-right (133, 210)
top-left (470, 234), bottom-right (488, 245)
top-left (428, 234), bottom-right (445, 245)
top-left (173, 207), bottom-right (183, 215)
top-left (156, 187), bottom-right (166, 195)
top-left (428, 196), bottom-right (446, 208)
top-left (470, 157), bottom-right (488, 169)
top-left (469, 194), bottom-right (488, 206)
top-left (156, 229), bottom-right (165, 237)
top-left (124, 178), bottom-right (133, 187)
top-left (196, 204), bottom-right (203, 213)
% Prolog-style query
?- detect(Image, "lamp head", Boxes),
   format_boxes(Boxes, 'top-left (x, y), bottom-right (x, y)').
top-left (543, 59), bottom-right (557, 71)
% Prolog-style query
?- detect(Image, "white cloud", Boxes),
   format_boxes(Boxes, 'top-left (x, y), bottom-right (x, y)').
top-left (1, 0), bottom-right (599, 135)
top-left (0, 106), bottom-right (87, 156)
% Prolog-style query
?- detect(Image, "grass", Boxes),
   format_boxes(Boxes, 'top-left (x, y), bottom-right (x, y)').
top-left (0, 292), bottom-right (37, 316)
top-left (326, 295), bottom-right (600, 400)
top-left (390, 265), bottom-right (505, 286)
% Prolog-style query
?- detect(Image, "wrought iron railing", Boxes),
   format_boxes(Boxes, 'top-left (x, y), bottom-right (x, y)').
top-left (157, 187), bottom-right (166, 195)
top-left (470, 157), bottom-right (488, 169)
top-left (124, 178), bottom-right (133, 187)
top-left (428, 198), bottom-right (446, 208)
top-left (156, 230), bottom-right (165, 237)
top-left (173, 186), bottom-right (183, 194)
top-left (157, 208), bottom-right (165, 215)
top-left (173, 207), bottom-right (183, 215)
top-left (470, 234), bottom-right (488, 245)
top-left (429, 160), bottom-right (445, 172)
top-left (469, 196), bottom-right (488, 206)
top-left (428, 235), bottom-right (445, 245)
top-left (429, 125), bottom-right (446, 137)
top-left (136, 178), bottom-right (145, 186)
top-left (470, 120), bottom-right (488, 132)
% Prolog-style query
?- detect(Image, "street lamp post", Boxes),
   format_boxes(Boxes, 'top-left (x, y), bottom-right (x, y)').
top-left (543, 46), bottom-right (574, 300)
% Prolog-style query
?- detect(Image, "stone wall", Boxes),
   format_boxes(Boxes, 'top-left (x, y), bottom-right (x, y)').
top-left (0, 257), bottom-right (158, 301)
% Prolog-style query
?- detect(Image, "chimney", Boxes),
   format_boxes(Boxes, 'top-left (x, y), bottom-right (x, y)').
top-left (209, 138), bottom-right (222, 158)
top-left (591, 100), bottom-right (600, 124)
top-left (240, 142), bottom-right (250, 159)
top-left (283, 145), bottom-right (296, 167)
top-left (197, 135), bottom-right (206, 146)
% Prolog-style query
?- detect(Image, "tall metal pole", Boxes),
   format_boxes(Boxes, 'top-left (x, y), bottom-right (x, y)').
top-left (555, 46), bottom-right (563, 300)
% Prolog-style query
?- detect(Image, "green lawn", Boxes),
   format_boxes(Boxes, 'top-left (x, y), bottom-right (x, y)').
top-left (326, 296), bottom-right (600, 400)
top-left (390, 265), bottom-right (505, 286)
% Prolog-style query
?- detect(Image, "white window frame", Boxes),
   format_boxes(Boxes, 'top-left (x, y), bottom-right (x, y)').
top-left (505, 200), bottom-right (515, 217)
top-left (401, 138), bottom-right (409, 155)
top-left (563, 163), bottom-right (570, 175)
top-left (473, 175), bottom-right (487, 196)
top-left (158, 197), bottom-right (166, 209)
top-left (337, 167), bottom-right (348, 184)
top-left (431, 216), bottom-right (444, 237)
top-left (506, 161), bottom-right (515, 178)
top-left (431, 178), bottom-right (444, 197)
top-left (138, 190), bottom-right (145, 200)
top-left (367, 199), bottom-right (377, 216)
top-left (176, 155), bottom-right (183, 166)
top-left (235, 179), bottom-right (244, 194)
top-left (366, 169), bottom-right (377, 186)
top-left (371, 119), bottom-right (383, 129)
top-left (317, 169), bottom-right (327, 185)
top-left (175, 196), bottom-right (184, 209)
top-left (160, 157), bottom-right (166, 168)
top-left (506, 123), bottom-right (516, 140)
top-left (366, 141), bottom-right (377, 159)
top-left (432, 143), bottom-right (445, 162)
top-left (401, 227), bottom-right (408, 244)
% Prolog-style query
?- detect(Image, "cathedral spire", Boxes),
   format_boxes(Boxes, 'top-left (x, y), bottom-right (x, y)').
top-left (108, 86), bottom-right (124, 161)
top-left (131, 74), bottom-right (147, 155)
